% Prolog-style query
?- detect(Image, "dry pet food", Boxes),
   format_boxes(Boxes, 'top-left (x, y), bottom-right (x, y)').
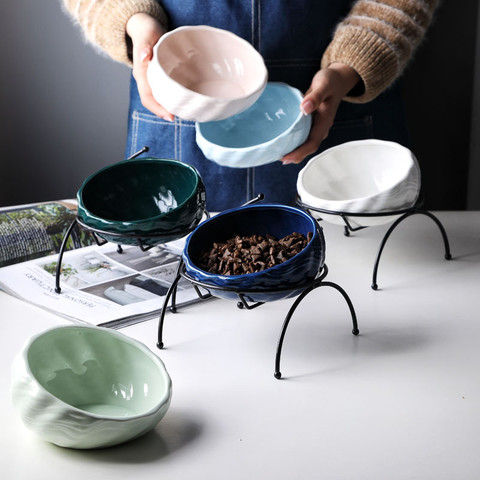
top-left (197, 231), bottom-right (312, 275)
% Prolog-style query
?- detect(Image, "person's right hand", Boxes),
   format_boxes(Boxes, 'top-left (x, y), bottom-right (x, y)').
top-left (126, 13), bottom-right (174, 121)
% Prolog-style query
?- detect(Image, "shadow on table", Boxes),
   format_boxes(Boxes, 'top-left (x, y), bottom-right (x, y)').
top-left (282, 327), bottom-right (431, 381)
top-left (53, 408), bottom-right (203, 463)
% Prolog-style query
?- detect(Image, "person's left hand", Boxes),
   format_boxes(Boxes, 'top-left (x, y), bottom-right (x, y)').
top-left (280, 63), bottom-right (361, 165)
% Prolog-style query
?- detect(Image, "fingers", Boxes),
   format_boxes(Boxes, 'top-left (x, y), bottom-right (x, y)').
top-left (280, 111), bottom-right (332, 165)
top-left (131, 46), bottom-right (174, 121)
top-left (127, 13), bottom-right (174, 121)
top-left (300, 70), bottom-right (332, 116)
top-left (281, 66), bottom-right (358, 165)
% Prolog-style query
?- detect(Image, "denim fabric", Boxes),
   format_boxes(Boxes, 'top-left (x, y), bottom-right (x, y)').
top-left (125, 0), bottom-right (410, 211)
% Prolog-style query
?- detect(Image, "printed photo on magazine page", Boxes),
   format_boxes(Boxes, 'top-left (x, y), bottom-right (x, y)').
top-left (0, 201), bottom-right (94, 268)
top-left (0, 240), bottom-right (210, 328)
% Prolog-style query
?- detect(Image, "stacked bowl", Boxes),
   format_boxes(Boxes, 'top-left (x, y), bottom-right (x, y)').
top-left (146, 26), bottom-right (312, 168)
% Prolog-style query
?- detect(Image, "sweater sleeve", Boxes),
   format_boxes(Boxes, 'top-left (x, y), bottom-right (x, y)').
top-left (321, 0), bottom-right (439, 103)
top-left (62, 0), bottom-right (168, 65)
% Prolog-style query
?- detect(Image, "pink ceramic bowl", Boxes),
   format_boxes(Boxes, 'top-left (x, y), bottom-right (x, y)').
top-left (147, 25), bottom-right (268, 122)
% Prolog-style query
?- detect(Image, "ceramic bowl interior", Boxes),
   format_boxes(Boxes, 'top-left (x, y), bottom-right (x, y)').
top-left (147, 25), bottom-right (268, 122)
top-left (297, 139), bottom-right (421, 227)
top-left (183, 204), bottom-right (325, 302)
top-left (195, 82), bottom-right (312, 168)
top-left (77, 158), bottom-right (206, 245)
top-left (11, 325), bottom-right (172, 449)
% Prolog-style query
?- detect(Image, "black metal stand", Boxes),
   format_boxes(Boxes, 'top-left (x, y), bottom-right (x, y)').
top-left (53, 217), bottom-right (203, 293)
top-left (54, 189), bottom-right (358, 379)
top-left (296, 198), bottom-right (452, 290)
top-left (156, 261), bottom-right (359, 379)
top-left (53, 192), bottom-right (267, 293)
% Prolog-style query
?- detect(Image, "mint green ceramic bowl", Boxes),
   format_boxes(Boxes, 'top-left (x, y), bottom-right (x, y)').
top-left (11, 325), bottom-right (172, 449)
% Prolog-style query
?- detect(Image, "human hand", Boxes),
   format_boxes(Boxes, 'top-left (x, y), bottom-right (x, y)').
top-left (280, 63), bottom-right (361, 164)
top-left (126, 13), bottom-right (174, 121)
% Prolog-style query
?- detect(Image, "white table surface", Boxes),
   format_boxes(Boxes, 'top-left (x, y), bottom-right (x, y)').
top-left (1, 211), bottom-right (479, 479)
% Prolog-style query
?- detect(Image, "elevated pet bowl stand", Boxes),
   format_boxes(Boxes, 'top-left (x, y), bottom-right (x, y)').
top-left (296, 197), bottom-right (452, 290)
top-left (54, 189), bottom-right (360, 379)
top-left (53, 217), bottom-right (202, 294)
top-left (156, 261), bottom-right (359, 379)
top-left (53, 146), bottom-right (205, 293)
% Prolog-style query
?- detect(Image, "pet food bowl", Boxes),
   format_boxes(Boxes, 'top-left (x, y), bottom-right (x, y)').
top-left (195, 82), bottom-right (312, 168)
top-left (11, 325), bottom-right (172, 449)
top-left (147, 25), bottom-right (268, 122)
top-left (297, 139), bottom-right (421, 227)
top-left (182, 204), bottom-right (325, 303)
top-left (77, 157), bottom-right (206, 245)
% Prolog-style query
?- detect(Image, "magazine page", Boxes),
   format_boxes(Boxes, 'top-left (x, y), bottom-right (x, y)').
top-left (0, 201), bottom-right (94, 268)
top-left (0, 240), bottom-right (208, 328)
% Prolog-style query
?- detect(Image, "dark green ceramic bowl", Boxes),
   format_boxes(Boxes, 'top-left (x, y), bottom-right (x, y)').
top-left (77, 158), bottom-right (206, 246)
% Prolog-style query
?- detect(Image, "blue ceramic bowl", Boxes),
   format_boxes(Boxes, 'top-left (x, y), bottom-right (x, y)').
top-left (195, 82), bottom-right (312, 168)
top-left (182, 204), bottom-right (325, 302)
top-left (77, 158), bottom-right (206, 246)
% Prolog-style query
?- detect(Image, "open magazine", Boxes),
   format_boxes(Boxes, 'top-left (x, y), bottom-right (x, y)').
top-left (0, 202), bottom-right (209, 328)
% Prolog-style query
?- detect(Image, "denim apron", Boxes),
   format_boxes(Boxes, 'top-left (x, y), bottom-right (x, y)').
top-left (125, 0), bottom-right (410, 211)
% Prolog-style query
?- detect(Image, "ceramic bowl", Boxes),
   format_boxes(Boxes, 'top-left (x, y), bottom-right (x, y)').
top-left (77, 158), bottom-right (206, 245)
top-left (11, 325), bottom-right (172, 449)
top-left (195, 82), bottom-right (312, 168)
top-left (182, 204), bottom-right (325, 303)
top-left (147, 25), bottom-right (268, 122)
top-left (296, 139), bottom-right (421, 227)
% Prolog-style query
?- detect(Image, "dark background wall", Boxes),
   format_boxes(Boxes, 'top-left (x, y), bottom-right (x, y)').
top-left (0, 0), bottom-right (130, 207)
top-left (402, 0), bottom-right (479, 210)
top-left (1, 0), bottom-right (479, 209)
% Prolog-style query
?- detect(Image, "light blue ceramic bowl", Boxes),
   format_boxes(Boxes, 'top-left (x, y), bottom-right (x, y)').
top-left (195, 82), bottom-right (312, 168)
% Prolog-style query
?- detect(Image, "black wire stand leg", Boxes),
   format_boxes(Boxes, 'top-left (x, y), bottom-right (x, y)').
top-left (274, 275), bottom-right (359, 380)
top-left (157, 269), bottom-right (183, 349)
top-left (55, 219), bottom-right (78, 293)
top-left (371, 210), bottom-right (453, 290)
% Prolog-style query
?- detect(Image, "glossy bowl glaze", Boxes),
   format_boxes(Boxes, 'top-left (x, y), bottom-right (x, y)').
top-left (77, 158), bottom-right (206, 245)
top-left (182, 204), bottom-right (325, 302)
top-left (297, 140), bottom-right (421, 227)
top-left (11, 325), bottom-right (172, 449)
top-left (147, 25), bottom-right (268, 122)
top-left (195, 82), bottom-right (312, 168)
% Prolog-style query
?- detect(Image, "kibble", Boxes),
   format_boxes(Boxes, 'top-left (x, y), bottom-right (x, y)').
top-left (197, 231), bottom-right (312, 275)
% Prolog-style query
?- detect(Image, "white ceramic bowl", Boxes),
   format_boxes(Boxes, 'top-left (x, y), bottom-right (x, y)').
top-left (147, 25), bottom-right (268, 122)
top-left (195, 82), bottom-right (312, 168)
top-left (11, 325), bottom-right (172, 449)
top-left (297, 140), bottom-right (421, 227)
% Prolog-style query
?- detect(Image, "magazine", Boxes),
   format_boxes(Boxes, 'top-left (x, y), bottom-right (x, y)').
top-left (0, 239), bottom-right (209, 328)
top-left (0, 201), bottom-right (210, 328)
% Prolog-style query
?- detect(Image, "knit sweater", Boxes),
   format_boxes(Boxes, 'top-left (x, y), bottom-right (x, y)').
top-left (61, 0), bottom-right (438, 103)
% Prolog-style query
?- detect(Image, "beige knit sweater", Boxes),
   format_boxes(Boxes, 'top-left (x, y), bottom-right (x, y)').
top-left (62, 0), bottom-right (438, 103)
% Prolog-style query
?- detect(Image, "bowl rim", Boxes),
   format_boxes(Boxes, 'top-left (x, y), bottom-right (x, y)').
top-left (77, 157), bottom-right (203, 226)
top-left (195, 82), bottom-right (307, 152)
top-left (151, 25), bottom-right (268, 102)
top-left (19, 324), bottom-right (172, 421)
top-left (183, 203), bottom-right (324, 282)
top-left (297, 139), bottom-right (420, 211)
